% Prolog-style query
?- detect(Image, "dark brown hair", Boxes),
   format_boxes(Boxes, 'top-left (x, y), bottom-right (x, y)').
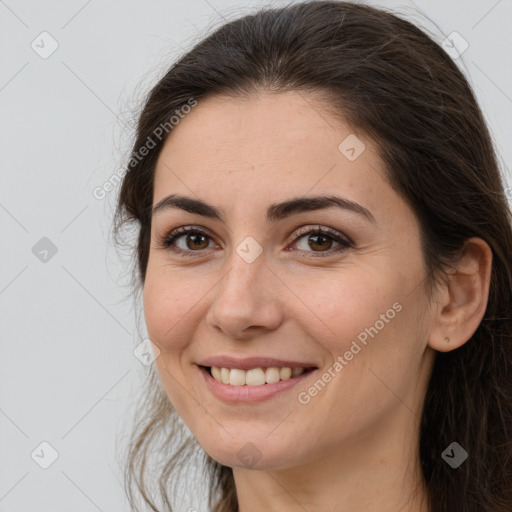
top-left (113, 1), bottom-right (512, 510)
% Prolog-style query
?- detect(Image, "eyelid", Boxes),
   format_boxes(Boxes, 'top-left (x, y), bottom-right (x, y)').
top-left (291, 224), bottom-right (354, 247)
top-left (157, 224), bottom-right (354, 258)
top-left (156, 225), bottom-right (217, 256)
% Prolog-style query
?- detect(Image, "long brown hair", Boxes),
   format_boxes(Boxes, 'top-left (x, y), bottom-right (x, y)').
top-left (113, 2), bottom-right (512, 510)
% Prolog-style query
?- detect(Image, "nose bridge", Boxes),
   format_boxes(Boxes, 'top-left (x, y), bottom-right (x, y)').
top-left (219, 229), bottom-right (268, 296)
top-left (217, 243), bottom-right (268, 309)
top-left (206, 240), bottom-right (283, 336)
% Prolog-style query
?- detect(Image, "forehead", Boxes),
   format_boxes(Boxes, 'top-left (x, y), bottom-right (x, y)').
top-left (153, 91), bottom-right (389, 217)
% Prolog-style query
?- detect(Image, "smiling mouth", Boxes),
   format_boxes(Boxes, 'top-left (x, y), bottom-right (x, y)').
top-left (201, 365), bottom-right (317, 386)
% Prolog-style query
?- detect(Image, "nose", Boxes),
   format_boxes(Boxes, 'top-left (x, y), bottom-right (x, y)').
top-left (205, 249), bottom-right (284, 340)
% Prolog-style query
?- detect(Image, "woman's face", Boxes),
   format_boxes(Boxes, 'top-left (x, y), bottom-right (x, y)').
top-left (143, 91), bottom-right (437, 471)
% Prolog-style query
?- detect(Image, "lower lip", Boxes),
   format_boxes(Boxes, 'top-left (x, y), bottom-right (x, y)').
top-left (198, 365), bottom-right (316, 403)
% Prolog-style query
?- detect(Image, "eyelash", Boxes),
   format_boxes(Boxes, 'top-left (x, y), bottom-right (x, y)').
top-left (157, 225), bottom-right (354, 259)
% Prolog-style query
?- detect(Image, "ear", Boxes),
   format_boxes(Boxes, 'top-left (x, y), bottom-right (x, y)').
top-left (427, 237), bottom-right (493, 353)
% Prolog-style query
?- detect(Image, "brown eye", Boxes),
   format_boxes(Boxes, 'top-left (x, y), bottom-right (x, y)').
top-left (307, 233), bottom-right (333, 251)
top-left (160, 225), bottom-right (353, 259)
top-left (185, 232), bottom-right (209, 250)
top-left (291, 226), bottom-right (353, 257)
top-left (160, 227), bottom-right (215, 257)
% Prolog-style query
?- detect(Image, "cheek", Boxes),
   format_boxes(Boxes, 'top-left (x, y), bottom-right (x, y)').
top-left (302, 271), bottom-right (404, 352)
top-left (142, 271), bottom-right (204, 423)
top-left (142, 269), bottom-right (200, 352)
top-left (305, 267), bottom-right (430, 403)
top-left (311, 273), bottom-right (429, 406)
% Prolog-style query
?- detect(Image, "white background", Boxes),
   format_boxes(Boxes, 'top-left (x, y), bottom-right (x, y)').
top-left (1, 0), bottom-right (511, 511)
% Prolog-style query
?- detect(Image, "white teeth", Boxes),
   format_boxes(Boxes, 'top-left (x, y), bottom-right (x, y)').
top-left (229, 369), bottom-right (246, 386)
top-left (265, 367), bottom-right (281, 384)
top-left (209, 366), bottom-right (307, 386)
top-left (246, 368), bottom-right (265, 386)
top-left (211, 366), bottom-right (222, 381)
top-left (280, 367), bottom-right (292, 380)
top-left (220, 367), bottom-right (230, 384)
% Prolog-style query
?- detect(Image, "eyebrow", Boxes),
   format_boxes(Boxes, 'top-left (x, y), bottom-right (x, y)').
top-left (152, 194), bottom-right (376, 223)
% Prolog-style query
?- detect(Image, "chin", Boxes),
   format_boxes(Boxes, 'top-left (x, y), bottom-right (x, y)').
top-left (198, 433), bottom-right (301, 471)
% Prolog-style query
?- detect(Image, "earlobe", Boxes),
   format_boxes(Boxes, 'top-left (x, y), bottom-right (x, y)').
top-left (427, 237), bottom-right (492, 353)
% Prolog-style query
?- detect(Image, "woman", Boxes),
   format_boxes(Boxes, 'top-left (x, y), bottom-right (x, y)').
top-left (113, 1), bottom-right (512, 511)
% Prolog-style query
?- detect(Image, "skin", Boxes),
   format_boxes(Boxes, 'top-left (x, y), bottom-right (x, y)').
top-left (143, 90), bottom-right (492, 512)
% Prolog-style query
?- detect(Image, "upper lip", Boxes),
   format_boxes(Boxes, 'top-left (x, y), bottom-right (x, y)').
top-left (198, 356), bottom-right (318, 370)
